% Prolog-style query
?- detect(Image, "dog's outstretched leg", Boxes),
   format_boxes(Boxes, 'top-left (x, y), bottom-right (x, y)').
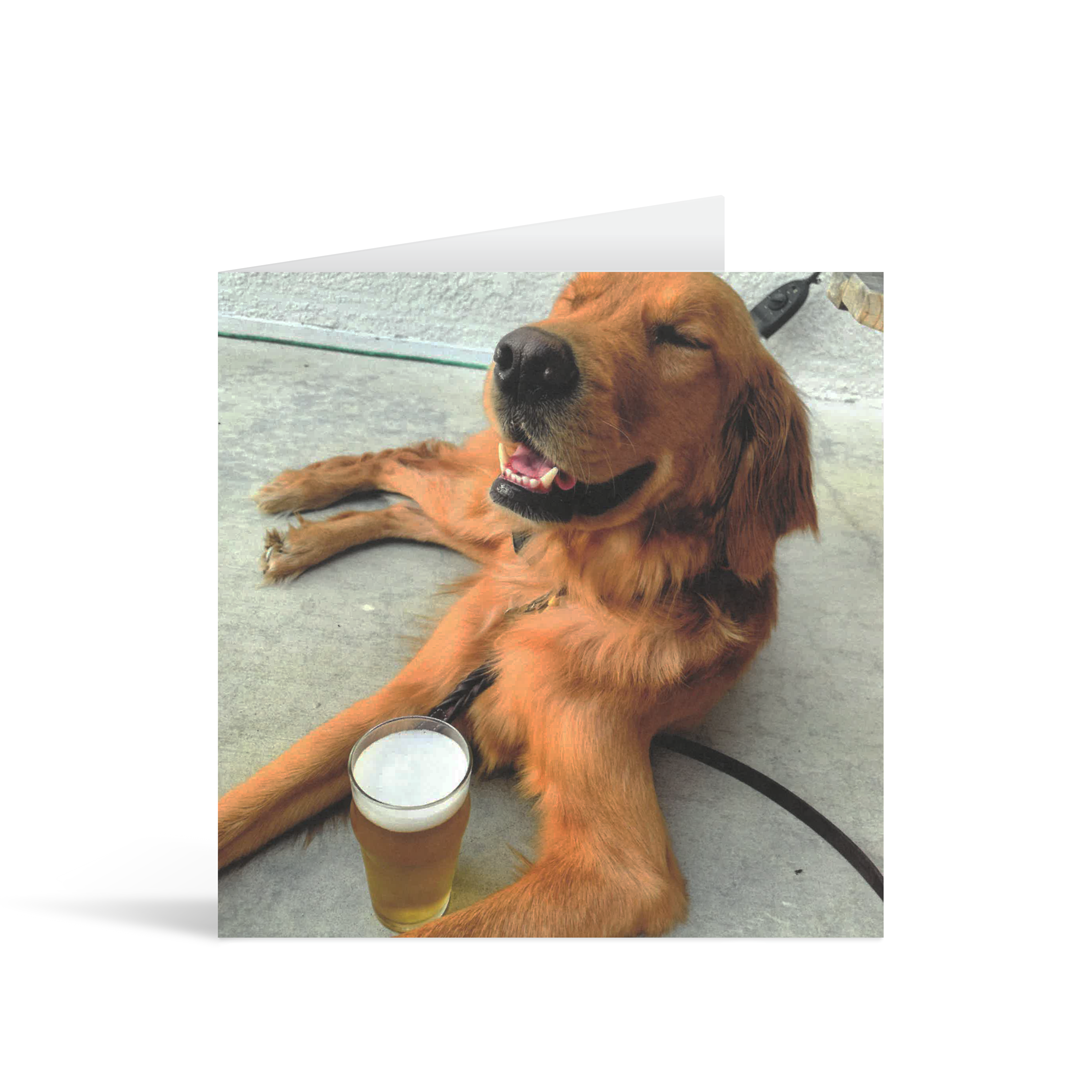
top-left (255, 430), bottom-right (508, 571)
top-left (260, 504), bottom-right (505, 582)
top-left (218, 573), bottom-right (502, 868)
top-left (253, 431), bottom-right (501, 517)
top-left (407, 702), bottom-right (689, 938)
top-left (253, 449), bottom-right (420, 514)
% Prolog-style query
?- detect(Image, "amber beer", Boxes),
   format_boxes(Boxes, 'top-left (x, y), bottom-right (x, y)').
top-left (348, 717), bottom-right (472, 932)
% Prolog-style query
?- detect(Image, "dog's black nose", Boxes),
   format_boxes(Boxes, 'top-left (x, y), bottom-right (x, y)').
top-left (493, 327), bottom-right (579, 402)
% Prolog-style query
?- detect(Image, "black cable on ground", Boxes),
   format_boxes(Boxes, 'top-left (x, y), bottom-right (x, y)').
top-left (654, 732), bottom-right (884, 900)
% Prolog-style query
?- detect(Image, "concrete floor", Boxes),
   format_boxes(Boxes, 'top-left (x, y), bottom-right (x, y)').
top-left (218, 334), bottom-right (883, 937)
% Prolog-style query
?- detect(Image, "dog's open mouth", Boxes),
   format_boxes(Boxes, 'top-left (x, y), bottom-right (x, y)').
top-left (498, 442), bottom-right (579, 494)
top-left (489, 438), bottom-right (655, 524)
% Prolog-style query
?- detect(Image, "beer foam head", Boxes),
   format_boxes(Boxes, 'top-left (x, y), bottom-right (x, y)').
top-left (351, 728), bottom-right (470, 832)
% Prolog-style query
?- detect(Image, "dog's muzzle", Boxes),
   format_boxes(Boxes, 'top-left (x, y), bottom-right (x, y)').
top-left (488, 325), bottom-right (653, 523)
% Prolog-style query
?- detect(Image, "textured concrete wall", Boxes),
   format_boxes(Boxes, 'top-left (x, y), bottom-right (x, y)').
top-left (218, 271), bottom-right (574, 352)
top-left (218, 271), bottom-right (882, 405)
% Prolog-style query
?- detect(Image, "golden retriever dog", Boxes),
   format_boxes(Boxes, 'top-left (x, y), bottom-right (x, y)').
top-left (218, 272), bottom-right (817, 936)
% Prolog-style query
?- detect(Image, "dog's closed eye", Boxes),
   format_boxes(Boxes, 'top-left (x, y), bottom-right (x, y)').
top-left (654, 324), bottom-right (707, 350)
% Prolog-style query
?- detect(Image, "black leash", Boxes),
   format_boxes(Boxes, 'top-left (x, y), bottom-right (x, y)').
top-left (654, 732), bottom-right (883, 900)
top-left (428, 662), bottom-right (883, 902)
top-left (427, 663), bottom-right (497, 725)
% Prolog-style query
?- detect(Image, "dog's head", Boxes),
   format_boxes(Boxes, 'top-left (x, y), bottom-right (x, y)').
top-left (484, 272), bottom-right (817, 584)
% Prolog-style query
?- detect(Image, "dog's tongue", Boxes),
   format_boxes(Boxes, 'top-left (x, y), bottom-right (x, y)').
top-left (507, 445), bottom-right (577, 490)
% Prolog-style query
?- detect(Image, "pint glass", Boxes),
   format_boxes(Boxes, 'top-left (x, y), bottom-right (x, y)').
top-left (348, 716), bottom-right (472, 933)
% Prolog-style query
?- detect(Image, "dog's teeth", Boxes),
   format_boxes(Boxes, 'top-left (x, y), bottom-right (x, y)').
top-left (528, 477), bottom-right (539, 488)
top-left (498, 443), bottom-right (507, 471)
top-left (539, 467), bottom-right (558, 491)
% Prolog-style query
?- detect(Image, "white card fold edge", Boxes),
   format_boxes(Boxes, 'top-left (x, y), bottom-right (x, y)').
top-left (230, 196), bottom-right (723, 272)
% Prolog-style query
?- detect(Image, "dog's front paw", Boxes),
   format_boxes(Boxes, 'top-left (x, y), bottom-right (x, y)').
top-left (259, 523), bottom-right (312, 584)
top-left (253, 471), bottom-right (317, 514)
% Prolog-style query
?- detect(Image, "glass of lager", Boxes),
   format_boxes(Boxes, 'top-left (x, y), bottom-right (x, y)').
top-left (348, 716), bottom-right (472, 933)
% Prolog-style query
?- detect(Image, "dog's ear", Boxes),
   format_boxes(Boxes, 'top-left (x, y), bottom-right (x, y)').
top-left (721, 360), bottom-right (818, 584)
